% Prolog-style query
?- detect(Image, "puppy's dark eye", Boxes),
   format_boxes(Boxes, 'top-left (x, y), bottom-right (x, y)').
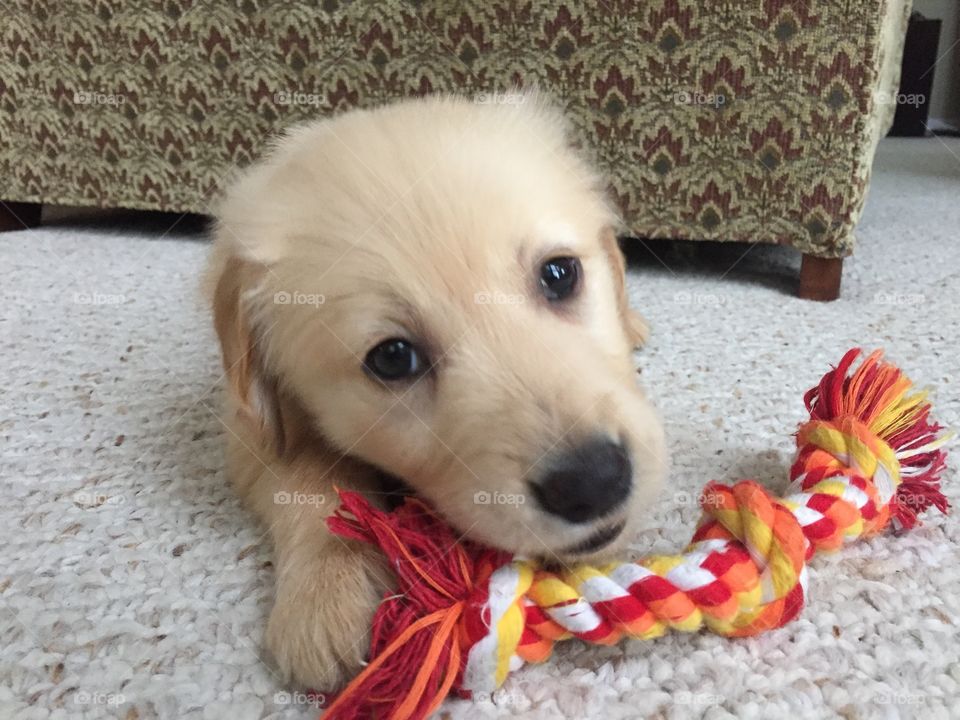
top-left (364, 338), bottom-right (424, 381)
top-left (539, 256), bottom-right (581, 301)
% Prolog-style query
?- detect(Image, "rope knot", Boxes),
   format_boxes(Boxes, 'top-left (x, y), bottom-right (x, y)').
top-left (793, 348), bottom-right (950, 530)
top-left (695, 480), bottom-right (808, 633)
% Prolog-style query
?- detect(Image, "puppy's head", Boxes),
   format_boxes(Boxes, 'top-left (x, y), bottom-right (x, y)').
top-left (210, 96), bottom-right (665, 562)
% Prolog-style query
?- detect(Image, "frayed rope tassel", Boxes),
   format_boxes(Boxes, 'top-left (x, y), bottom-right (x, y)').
top-left (320, 348), bottom-right (951, 720)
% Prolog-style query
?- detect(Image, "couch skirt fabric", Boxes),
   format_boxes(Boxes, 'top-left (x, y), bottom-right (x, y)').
top-left (0, 1), bottom-right (909, 257)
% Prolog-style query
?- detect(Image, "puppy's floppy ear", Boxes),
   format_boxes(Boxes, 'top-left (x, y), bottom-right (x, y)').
top-left (212, 256), bottom-right (311, 457)
top-left (600, 227), bottom-right (649, 349)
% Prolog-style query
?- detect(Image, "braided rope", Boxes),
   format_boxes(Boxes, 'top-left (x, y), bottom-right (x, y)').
top-left (459, 349), bottom-right (950, 696)
top-left (325, 349), bottom-right (950, 720)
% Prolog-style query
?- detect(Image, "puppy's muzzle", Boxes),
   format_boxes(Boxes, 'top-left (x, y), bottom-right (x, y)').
top-left (530, 436), bottom-right (632, 523)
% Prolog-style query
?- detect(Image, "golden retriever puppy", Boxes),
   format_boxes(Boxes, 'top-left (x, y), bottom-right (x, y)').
top-left (207, 94), bottom-right (666, 691)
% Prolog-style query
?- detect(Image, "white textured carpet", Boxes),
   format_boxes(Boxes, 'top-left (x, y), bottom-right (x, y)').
top-left (3, 138), bottom-right (959, 720)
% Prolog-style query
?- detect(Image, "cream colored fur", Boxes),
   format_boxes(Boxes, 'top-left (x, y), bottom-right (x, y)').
top-left (207, 95), bottom-right (666, 689)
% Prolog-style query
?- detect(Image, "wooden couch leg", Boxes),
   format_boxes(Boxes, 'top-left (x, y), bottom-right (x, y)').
top-left (0, 201), bottom-right (42, 232)
top-left (799, 254), bottom-right (843, 301)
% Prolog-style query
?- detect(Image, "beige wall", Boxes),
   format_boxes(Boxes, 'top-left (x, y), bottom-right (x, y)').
top-left (914, 0), bottom-right (960, 124)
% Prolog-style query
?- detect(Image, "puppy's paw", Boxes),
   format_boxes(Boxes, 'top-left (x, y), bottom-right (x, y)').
top-left (265, 542), bottom-right (390, 691)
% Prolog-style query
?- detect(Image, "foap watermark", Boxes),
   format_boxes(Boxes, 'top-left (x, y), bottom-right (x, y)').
top-left (474, 90), bottom-right (527, 106)
top-left (474, 290), bottom-right (525, 305)
top-left (474, 490), bottom-right (525, 507)
top-left (472, 686), bottom-right (527, 709)
top-left (274, 290), bottom-right (325, 308)
top-left (73, 291), bottom-right (126, 305)
top-left (273, 690), bottom-right (327, 708)
top-left (877, 691), bottom-right (925, 706)
top-left (74, 691), bottom-right (126, 707)
top-left (74, 90), bottom-right (126, 106)
top-left (273, 491), bottom-right (326, 508)
top-left (73, 490), bottom-right (125, 507)
top-left (896, 492), bottom-right (938, 511)
top-left (674, 690), bottom-right (723, 707)
top-left (274, 90), bottom-right (323, 107)
top-left (873, 291), bottom-right (925, 306)
top-left (873, 90), bottom-right (925, 108)
top-left (674, 90), bottom-right (725, 108)
top-left (674, 489), bottom-right (724, 507)
top-left (673, 290), bottom-right (727, 307)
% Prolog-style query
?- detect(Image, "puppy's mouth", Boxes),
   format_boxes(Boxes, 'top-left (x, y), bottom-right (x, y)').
top-left (559, 519), bottom-right (626, 556)
top-left (373, 470), bottom-right (628, 557)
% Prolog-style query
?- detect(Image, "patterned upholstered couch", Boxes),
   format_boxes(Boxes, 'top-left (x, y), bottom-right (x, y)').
top-left (0, 1), bottom-right (911, 299)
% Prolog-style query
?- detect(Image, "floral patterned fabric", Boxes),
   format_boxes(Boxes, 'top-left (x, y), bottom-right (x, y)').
top-left (1, 0), bottom-right (909, 257)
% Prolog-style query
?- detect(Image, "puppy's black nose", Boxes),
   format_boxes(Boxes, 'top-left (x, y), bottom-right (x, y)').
top-left (532, 437), bottom-right (632, 523)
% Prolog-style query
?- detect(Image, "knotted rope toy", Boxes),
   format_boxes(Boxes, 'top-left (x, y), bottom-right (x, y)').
top-left (322, 349), bottom-right (950, 720)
